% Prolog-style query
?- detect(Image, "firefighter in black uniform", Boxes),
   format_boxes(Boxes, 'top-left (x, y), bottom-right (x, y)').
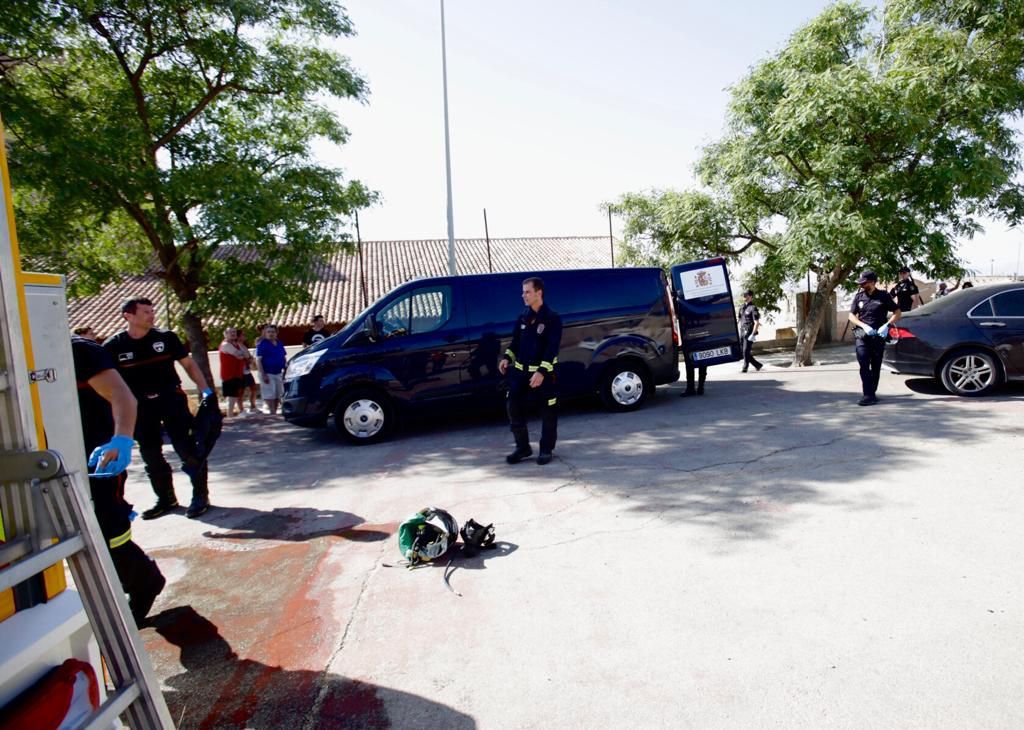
top-left (72, 335), bottom-right (165, 625)
top-left (738, 289), bottom-right (764, 373)
top-left (848, 271), bottom-right (901, 406)
top-left (889, 266), bottom-right (922, 312)
top-left (499, 277), bottom-right (563, 465)
top-left (104, 297), bottom-right (214, 519)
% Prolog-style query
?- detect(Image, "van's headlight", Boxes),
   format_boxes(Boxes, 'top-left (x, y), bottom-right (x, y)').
top-left (285, 349), bottom-right (327, 382)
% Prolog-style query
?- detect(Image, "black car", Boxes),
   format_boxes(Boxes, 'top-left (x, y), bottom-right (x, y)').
top-left (282, 268), bottom-right (682, 443)
top-left (883, 283), bottom-right (1024, 396)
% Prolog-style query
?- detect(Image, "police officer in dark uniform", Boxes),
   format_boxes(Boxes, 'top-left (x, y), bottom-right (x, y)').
top-left (848, 271), bottom-right (901, 406)
top-left (738, 289), bottom-right (763, 373)
top-left (499, 277), bottom-right (563, 465)
top-left (72, 335), bottom-right (166, 625)
top-left (104, 297), bottom-right (214, 519)
top-left (889, 266), bottom-right (922, 313)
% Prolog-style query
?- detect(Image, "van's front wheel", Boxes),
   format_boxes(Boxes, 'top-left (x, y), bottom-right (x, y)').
top-left (600, 361), bottom-right (651, 412)
top-left (333, 388), bottom-right (394, 444)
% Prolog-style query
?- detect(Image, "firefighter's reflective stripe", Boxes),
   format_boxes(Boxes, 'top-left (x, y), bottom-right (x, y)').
top-left (108, 528), bottom-right (132, 549)
top-left (528, 365), bottom-right (539, 372)
top-left (539, 360), bottom-right (554, 372)
top-left (547, 397), bottom-right (557, 406)
top-left (514, 361), bottom-right (525, 371)
top-left (504, 349), bottom-right (516, 363)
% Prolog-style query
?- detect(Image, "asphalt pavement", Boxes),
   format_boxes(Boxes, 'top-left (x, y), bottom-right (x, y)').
top-left (125, 346), bottom-right (1024, 729)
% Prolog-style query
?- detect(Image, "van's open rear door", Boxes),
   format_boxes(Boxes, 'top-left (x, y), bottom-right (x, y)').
top-left (670, 258), bottom-right (742, 366)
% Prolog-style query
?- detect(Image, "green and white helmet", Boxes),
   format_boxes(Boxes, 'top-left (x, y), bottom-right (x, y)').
top-left (398, 507), bottom-right (459, 564)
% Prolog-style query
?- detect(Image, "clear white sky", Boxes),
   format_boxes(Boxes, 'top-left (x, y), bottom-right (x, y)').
top-left (319, 0), bottom-right (1024, 278)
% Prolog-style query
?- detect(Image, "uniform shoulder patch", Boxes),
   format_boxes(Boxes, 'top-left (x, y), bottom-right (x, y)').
top-left (153, 341), bottom-right (165, 353)
top-left (537, 323), bottom-right (545, 334)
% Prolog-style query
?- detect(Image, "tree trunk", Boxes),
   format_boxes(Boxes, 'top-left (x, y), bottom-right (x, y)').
top-left (181, 310), bottom-right (214, 389)
top-left (792, 264), bottom-right (852, 366)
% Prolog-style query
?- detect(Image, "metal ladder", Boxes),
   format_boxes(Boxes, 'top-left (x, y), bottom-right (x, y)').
top-left (0, 450), bottom-right (174, 729)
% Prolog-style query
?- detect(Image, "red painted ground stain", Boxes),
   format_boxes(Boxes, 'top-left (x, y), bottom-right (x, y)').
top-left (140, 532), bottom-right (392, 729)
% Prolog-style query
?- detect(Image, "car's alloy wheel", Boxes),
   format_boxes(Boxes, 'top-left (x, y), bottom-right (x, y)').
top-left (940, 349), bottom-right (1001, 397)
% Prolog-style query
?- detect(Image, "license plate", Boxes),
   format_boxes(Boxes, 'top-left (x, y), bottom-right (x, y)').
top-left (692, 346), bottom-right (731, 361)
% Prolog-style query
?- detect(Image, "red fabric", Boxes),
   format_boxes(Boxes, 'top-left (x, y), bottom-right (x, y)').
top-left (219, 345), bottom-right (246, 380)
top-left (0, 659), bottom-right (99, 730)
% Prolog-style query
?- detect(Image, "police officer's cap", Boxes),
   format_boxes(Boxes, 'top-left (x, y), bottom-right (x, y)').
top-left (898, 265), bottom-right (911, 273)
top-left (743, 289), bottom-right (754, 297)
top-left (856, 270), bottom-right (878, 284)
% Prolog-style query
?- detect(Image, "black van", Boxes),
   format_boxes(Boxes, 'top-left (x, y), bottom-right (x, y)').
top-left (282, 268), bottom-right (681, 443)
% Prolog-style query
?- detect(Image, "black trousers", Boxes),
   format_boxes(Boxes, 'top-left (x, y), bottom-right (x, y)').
top-left (855, 335), bottom-right (886, 397)
top-left (741, 332), bottom-right (762, 371)
top-left (684, 360), bottom-right (707, 393)
top-left (136, 390), bottom-right (207, 498)
top-left (89, 472), bottom-right (162, 602)
top-left (507, 374), bottom-right (558, 453)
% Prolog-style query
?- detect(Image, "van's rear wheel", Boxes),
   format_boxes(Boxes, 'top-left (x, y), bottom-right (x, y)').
top-left (333, 388), bottom-right (394, 444)
top-left (600, 361), bottom-right (651, 412)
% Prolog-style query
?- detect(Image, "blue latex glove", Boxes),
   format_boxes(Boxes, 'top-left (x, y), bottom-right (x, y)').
top-left (877, 324), bottom-right (890, 339)
top-left (862, 326), bottom-right (877, 337)
top-left (201, 387), bottom-right (214, 399)
top-left (88, 434), bottom-right (134, 476)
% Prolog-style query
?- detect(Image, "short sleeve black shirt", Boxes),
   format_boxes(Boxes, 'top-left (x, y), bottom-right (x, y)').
top-left (103, 328), bottom-right (187, 397)
top-left (739, 302), bottom-right (760, 331)
top-left (851, 289), bottom-right (899, 329)
top-left (889, 279), bottom-right (919, 312)
top-left (72, 336), bottom-right (116, 455)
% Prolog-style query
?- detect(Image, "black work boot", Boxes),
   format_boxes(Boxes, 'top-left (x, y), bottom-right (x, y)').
top-left (537, 452), bottom-right (553, 465)
top-left (141, 474), bottom-right (178, 520)
top-left (506, 446), bottom-right (533, 464)
top-left (186, 487), bottom-right (210, 519)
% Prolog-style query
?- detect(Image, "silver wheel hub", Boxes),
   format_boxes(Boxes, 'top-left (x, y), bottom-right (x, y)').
top-left (610, 370), bottom-right (644, 406)
top-left (949, 355), bottom-right (993, 392)
top-left (342, 399), bottom-right (385, 438)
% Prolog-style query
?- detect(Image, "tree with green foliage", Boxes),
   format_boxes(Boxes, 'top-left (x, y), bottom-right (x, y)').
top-left (612, 0), bottom-right (1024, 365)
top-left (1, 0), bottom-right (373, 379)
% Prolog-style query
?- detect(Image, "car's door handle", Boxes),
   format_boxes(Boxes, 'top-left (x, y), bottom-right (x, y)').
top-left (978, 321), bottom-right (1006, 328)
top-left (443, 351), bottom-right (461, 358)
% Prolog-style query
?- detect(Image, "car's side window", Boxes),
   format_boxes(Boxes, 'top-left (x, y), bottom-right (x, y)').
top-left (409, 287), bottom-right (451, 334)
top-left (969, 299), bottom-right (994, 317)
top-left (377, 295), bottom-right (411, 339)
top-left (991, 290), bottom-right (1024, 317)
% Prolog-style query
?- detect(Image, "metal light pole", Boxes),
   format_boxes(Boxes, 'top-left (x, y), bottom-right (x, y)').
top-left (441, 0), bottom-right (456, 275)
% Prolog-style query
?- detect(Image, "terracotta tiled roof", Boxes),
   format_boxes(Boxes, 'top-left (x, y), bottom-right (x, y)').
top-left (64, 236), bottom-right (616, 339)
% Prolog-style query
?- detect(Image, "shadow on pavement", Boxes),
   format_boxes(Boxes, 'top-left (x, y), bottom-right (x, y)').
top-left (149, 606), bottom-right (476, 729)
top-left (192, 506), bottom-right (390, 542)
top-left (902, 376), bottom-right (1024, 399)
top-left (205, 367), bottom-right (1008, 544)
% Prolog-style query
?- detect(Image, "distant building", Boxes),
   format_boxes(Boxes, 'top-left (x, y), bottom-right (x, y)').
top-left (67, 236), bottom-right (616, 345)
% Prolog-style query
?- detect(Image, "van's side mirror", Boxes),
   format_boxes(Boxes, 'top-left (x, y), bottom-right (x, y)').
top-left (365, 314), bottom-right (379, 341)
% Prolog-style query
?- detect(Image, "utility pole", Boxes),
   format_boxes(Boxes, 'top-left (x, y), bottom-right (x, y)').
top-left (483, 208), bottom-right (492, 273)
top-left (441, 0), bottom-right (456, 275)
top-left (355, 210), bottom-right (368, 310)
top-left (608, 208), bottom-right (615, 267)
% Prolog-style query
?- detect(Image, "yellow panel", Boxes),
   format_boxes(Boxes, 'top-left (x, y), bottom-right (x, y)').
top-left (20, 271), bottom-right (63, 286)
top-left (0, 588), bottom-right (14, 622)
top-left (0, 114), bottom-right (46, 448)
